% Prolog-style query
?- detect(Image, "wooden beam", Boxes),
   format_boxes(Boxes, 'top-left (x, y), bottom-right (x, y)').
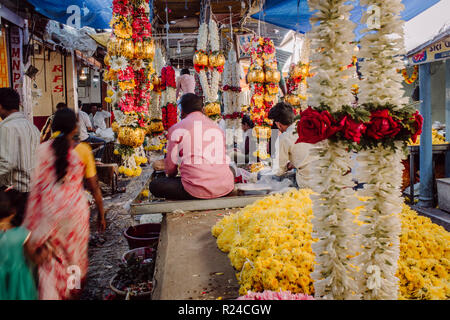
top-left (131, 195), bottom-right (267, 215)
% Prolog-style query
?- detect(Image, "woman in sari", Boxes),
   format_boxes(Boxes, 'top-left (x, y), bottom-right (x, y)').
top-left (23, 108), bottom-right (106, 300)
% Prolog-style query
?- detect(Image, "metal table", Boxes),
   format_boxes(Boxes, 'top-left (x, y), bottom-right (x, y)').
top-left (408, 144), bottom-right (450, 205)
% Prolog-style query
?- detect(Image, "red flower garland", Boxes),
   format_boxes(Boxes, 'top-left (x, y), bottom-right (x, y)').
top-left (162, 103), bottom-right (178, 130)
top-left (161, 66), bottom-right (176, 90)
top-left (222, 85), bottom-right (242, 92)
top-left (223, 112), bottom-right (244, 120)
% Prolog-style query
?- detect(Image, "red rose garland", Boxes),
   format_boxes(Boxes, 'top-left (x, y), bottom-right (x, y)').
top-left (161, 65), bottom-right (177, 131)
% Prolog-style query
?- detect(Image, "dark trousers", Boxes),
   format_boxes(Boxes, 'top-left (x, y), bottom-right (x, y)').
top-left (149, 176), bottom-right (198, 200)
top-left (0, 186), bottom-right (29, 226)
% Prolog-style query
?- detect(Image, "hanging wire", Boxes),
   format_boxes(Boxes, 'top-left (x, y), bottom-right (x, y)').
top-left (165, 0), bottom-right (170, 63)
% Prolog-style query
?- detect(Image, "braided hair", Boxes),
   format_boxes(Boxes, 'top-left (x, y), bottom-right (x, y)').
top-left (51, 108), bottom-right (78, 183)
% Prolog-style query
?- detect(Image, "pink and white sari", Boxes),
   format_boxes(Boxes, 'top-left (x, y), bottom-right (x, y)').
top-left (23, 141), bottom-right (90, 300)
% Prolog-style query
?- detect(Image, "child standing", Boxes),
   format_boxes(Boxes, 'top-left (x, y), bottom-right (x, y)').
top-left (0, 189), bottom-right (38, 300)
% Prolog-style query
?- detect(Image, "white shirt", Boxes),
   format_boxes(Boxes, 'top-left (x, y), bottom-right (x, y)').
top-left (93, 110), bottom-right (111, 130)
top-left (272, 123), bottom-right (316, 189)
top-left (78, 110), bottom-right (92, 141)
top-left (0, 112), bottom-right (40, 192)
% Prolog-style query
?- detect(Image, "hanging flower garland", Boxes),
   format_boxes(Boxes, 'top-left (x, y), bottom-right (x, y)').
top-left (222, 46), bottom-right (243, 130)
top-left (145, 46), bottom-right (167, 153)
top-left (297, 0), bottom-right (361, 300)
top-left (353, 0), bottom-right (423, 300)
top-left (105, 0), bottom-right (155, 177)
top-left (194, 19), bottom-right (225, 121)
top-left (160, 65), bottom-right (178, 130)
top-left (399, 65), bottom-right (419, 85)
top-left (247, 37), bottom-right (279, 160)
top-left (285, 61), bottom-right (312, 112)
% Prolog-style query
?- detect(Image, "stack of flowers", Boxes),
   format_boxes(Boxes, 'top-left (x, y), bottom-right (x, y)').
top-left (237, 290), bottom-right (314, 300)
top-left (105, 0), bottom-right (155, 177)
top-left (222, 46), bottom-right (243, 130)
top-left (194, 19), bottom-right (225, 122)
top-left (285, 62), bottom-right (312, 113)
top-left (247, 37), bottom-right (279, 160)
top-left (160, 65), bottom-right (178, 131)
top-left (212, 190), bottom-right (450, 300)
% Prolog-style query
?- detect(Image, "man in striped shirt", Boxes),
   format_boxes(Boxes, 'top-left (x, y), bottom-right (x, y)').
top-left (0, 88), bottom-right (40, 226)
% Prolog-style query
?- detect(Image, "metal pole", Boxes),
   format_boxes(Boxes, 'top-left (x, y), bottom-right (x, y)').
top-left (418, 63), bottom-right (433, 207)
top-left (445, 59), bottom-right (450, 178)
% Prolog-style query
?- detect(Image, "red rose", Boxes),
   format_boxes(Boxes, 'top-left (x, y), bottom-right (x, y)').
top-left (365, 109), bottom-right (401, 140)
top-left (343, 117), bottom-right (366, 143)
top-left (296, 107), bottom-right (344, 144)
top-left (410, 110), bottom-right (423, 143)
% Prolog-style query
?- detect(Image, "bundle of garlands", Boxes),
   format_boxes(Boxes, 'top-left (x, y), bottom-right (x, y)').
top-left (285, 61), bottom-right (312, 114)
top-left (247, 37), bottom-right (280, 160)
top-left (105, 0), bottom-right (155, 177)
top-left (194, 19), bottom-right (225, 122)
top-left (296, 0), bottom-right (423, 300)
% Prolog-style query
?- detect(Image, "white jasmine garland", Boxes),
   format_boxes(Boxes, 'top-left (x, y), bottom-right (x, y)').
top-left (307, 0), bottom-right (360, 300)
top-left (154, 47), bottom-right (165, 76)
top-left (110, 56), bottom-right (129, 72)
top-left (355, 0), bottom-right (407, 300)
top-left (223, 46), bottom-right (243, 129)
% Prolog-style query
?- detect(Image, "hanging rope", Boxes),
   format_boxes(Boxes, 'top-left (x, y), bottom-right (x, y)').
top-left (165, 0), bottom-right (170, 63)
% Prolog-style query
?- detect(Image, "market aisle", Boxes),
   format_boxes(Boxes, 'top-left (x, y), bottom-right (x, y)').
top-left (81, 166), bottom-right (153, 300)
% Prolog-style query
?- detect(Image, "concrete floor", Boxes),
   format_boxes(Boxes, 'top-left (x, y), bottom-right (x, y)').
top-left (152, 209), bottom-right (241, 300)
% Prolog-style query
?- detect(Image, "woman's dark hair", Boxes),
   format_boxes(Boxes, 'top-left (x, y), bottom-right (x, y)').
top-left (242, 115), bottom-right (254, 128)
top-left (0, 88), bottom-right (20, 111)
top-left (56, 102), bottom-right (67, 110)
top-left (181, 68), bottom-right (190, 76)
top-left (180, 93), bottom-right (203, 114)
top-left (0, 189), bottom-right (13, 219)
top-left (268, 102), bottom-right (294, 126)
top-left (51, 108), bottom-right (78, 183)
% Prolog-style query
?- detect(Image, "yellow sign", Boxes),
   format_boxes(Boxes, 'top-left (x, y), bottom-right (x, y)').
top-left (410, 36), bottom-right (450, 65)
top-left (0, 27), bottom-right (9, 88)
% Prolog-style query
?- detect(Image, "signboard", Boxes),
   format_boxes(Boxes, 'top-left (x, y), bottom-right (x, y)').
top-left (10, 26), bottom-right (23, 94)
top-left (0, 27), bottom-right (9, 87)
top-left (409, 36), bottom-right (450, 65)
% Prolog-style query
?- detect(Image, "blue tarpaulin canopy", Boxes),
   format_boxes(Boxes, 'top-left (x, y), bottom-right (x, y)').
top-left (251, 0), bottom-right (441, 40)
top-left (27, 0), bottom-right (113, 29)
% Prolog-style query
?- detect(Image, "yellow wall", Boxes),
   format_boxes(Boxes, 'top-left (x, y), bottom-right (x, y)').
top-left (0, 27), bottom-right (9, 88)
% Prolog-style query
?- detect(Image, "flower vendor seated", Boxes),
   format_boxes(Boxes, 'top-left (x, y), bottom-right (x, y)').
top-left (149, 93), bottom-right (235, 200)
top-left (176, 68), bottom-right (196, 100)
top-left (230, 115), bottom-right (254, 165)
top-left (268, 102), bottom-right (316, 189)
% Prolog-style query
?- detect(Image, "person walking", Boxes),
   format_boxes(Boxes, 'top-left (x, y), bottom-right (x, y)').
top-left (22, 108), bottom-right (106, 300)
top-left (0, 88), bottom-right (40, 226)
top-left (176, 68), bottom-right (196, 100)
top-left (0, 189), bottom-right (38, 300)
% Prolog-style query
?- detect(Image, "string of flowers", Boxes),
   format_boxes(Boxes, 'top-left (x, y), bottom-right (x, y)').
top-left (399, 65), bottom-right (418, 85)
top-left (354, 0), bottom-right (422, 300)
top-left (247, 37), bottom-right (279, 160)
top-left (194, 19), bottom-right (225, 122)
top-left (160, 65), bottom-right (178, 130)
top-left (222, 46), bottom-right (243, 130)
top-left (299, 0), bottom-right (360, 300)
top-left (105, 0), bottom-right (155, 177)
top-left (145, 46), bottom-right (166, 153)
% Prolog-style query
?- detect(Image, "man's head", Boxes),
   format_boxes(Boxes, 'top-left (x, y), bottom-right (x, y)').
top-left (90, 104), bottom-right (98, 115)
top-left (56, 102), bottom-right (67, 111)
top-left (268, 102), bottom-right (295, 133)
top-left (180, 68), bottom-right (190, 76)
top-left (0, 88), bottom-right (20, 119)
top-left (241, 114), bottom-right (254, 132)
top-left (180, 93), bottom-right (203, 119)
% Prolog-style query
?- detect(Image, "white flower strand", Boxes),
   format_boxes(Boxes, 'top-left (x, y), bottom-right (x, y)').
top-left (355, 143), bottom-right (405, 300)
top-left (307, 141), bottom-right (361, 300)
top-left (355, 0), bottom-right (407, 300)
top-left (307, 0), bottom-right (360, 300)
top-left (308, 0), bottom-right (356, 112)
top-left (223, 46), bottom-right (243, 129)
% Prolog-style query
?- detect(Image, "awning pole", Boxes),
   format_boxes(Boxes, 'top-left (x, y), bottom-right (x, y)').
top-left (445, 59), bottom-right (450, 177)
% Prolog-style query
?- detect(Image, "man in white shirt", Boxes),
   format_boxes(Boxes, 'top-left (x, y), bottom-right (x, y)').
top-left (268, 102), bottom-right (316, 189)
top-left (78, 103), bottom-right (106, 161)
top-left (0, 88), bottom-right (40, 225)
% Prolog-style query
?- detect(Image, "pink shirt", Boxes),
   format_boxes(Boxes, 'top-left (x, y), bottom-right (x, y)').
top-left (165, 111), bottom-right (235, 199)
top-left (176, 74), bottom-right (196, 99)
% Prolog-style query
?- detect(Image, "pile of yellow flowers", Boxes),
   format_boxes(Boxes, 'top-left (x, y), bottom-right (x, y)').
top-left (134, 155), bottom-right (148, 166)
top-left (409, 129), bottom-right (448, 146)
top-left (212, 189), bottom-right (450, 299)
top-left (145, 144), bottom-right (164, 152)
top-left (118, 165), bottom-right (142, 177)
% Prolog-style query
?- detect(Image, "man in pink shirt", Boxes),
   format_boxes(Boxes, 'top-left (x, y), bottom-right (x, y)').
top-left (176, 69), bottom-right (196, 100)
top-left (149, 93), bottom-right (235, 200)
